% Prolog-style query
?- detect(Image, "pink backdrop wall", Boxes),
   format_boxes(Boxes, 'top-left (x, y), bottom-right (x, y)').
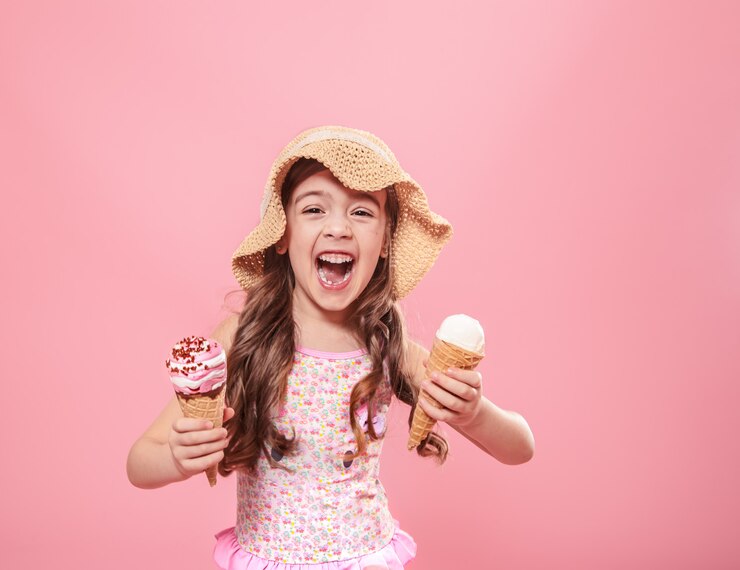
top-left (2, 1), bottom-right (739, 568)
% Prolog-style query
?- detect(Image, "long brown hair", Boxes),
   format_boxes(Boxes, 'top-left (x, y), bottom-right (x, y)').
top-left (220, 158), bottom-right (447, 475)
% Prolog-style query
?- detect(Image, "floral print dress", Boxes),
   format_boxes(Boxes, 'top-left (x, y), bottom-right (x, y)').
top-left (213, 347), bottom-right (416, 570)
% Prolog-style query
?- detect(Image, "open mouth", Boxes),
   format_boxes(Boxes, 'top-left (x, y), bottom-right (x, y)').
top-left (316, 253), bottom-right (354, 287)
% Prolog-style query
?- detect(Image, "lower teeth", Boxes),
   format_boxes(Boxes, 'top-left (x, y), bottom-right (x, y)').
top-left (318, 266), bottom-right (351, 285)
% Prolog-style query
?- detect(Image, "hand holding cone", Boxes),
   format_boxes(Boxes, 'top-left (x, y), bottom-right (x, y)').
top-left (407, 315), bottom-right (484, 450)
top-left (175, 389), bottom-right (226, 486)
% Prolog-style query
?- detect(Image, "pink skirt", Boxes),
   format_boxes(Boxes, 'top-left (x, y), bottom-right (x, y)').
top-left (213, 521), bottom-right (416, 570)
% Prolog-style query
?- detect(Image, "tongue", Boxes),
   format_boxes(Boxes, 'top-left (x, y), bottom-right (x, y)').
top-left (321, 261), bottom-right (347, 282)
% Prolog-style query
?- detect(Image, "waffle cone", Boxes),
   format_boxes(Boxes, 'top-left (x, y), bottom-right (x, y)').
top-left (176, 386), bottom-right (226, 486)
top-left (407, 338), bottom-right (484, 450)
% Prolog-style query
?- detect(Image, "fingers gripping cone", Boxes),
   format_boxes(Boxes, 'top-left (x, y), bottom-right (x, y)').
top-left (176, 388), bottom-right (226, 486)
top-left (406, 340), bottom-right (484, 449)
top-left (407, 315), bottom-right (485, 450)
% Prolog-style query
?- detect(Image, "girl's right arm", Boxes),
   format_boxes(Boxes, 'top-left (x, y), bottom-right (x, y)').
top-left (126, 396), bottom-right (233, 489)
top-left (126, 315), bottom-right (239, 489)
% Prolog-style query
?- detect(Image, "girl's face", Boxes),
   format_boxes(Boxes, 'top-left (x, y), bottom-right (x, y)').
top-left (279, 170), bottom-right (388, 324)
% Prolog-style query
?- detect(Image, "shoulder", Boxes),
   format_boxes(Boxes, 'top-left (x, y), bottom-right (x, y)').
top-left (404, 338), bottom-right (430, 389)
top-left (211, 313), bottom-right (239, 354)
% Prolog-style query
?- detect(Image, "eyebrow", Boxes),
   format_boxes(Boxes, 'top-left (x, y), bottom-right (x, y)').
top-left (293, 190), bottom-right (326, 204)
top-left (293, 189), bottom-right (382, 209)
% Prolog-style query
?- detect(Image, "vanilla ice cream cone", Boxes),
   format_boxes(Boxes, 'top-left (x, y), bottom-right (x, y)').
top-left (407, 315), bottom-right (484, 450)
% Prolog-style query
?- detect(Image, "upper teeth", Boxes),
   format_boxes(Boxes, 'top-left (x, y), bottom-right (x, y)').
top-left (319, 254), bottom-right (353, 263)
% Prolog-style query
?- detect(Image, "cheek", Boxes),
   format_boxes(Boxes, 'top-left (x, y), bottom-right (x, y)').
top-left (359, 235), bottom-right (381, 259)
top-left (284, 223), bottom-right (309, 253)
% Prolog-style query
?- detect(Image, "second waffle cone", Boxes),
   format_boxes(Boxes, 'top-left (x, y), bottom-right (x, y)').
top-left (407, 338), bottom-right (484, 450)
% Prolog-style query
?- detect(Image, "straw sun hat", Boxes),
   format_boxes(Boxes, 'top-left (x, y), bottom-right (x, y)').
top-left (232, 126), bottom-right (452, 299)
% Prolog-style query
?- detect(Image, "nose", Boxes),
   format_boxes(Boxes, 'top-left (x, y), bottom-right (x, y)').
top-left (323, 211), bottom-right (352, 239)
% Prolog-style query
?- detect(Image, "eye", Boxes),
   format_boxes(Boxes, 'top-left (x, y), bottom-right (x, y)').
top-left (352, 208), bottom-right (374, 217)
top-left (302, 207), bottom-right (324, 215)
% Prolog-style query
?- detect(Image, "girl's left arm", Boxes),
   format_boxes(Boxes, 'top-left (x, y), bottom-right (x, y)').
top-left (406, 340), bottom-right (535, 465)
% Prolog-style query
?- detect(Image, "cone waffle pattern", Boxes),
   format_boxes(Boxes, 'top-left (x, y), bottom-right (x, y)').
top-left (407, 338), bottom-right (484, 450)
top-left (176, 387), bottom-right (226, 486)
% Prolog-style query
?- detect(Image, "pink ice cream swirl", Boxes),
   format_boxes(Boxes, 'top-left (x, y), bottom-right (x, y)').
top-left (165, 336), bottom-right (227, 395)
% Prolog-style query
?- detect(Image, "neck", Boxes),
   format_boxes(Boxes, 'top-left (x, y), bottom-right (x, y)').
top-left (292, 305), bottom-right (362, 353)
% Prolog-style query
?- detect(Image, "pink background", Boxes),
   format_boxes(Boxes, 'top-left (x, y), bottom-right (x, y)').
top-left (2, 1), bottom-right (739, 568)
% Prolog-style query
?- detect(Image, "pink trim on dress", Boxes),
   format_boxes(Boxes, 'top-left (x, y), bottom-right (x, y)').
top-left (213, 521), bottom-right (416, 569)
top-left (295, 346), bottom-right (368, 360)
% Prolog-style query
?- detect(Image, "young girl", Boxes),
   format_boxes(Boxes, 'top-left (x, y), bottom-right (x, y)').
top-left (127, 126), bottom-right (534, 569)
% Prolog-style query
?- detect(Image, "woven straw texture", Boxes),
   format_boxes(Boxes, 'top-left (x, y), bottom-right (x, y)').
top-left (232, 126), bottom-right (452, 299)
top-left (407, 337), bottom-right (484, 450)
top-left (176, 386), bottom-right (226, 486)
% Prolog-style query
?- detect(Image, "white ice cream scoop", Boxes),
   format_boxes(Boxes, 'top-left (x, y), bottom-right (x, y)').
top-left (435, 314), bottom-right (485, 354)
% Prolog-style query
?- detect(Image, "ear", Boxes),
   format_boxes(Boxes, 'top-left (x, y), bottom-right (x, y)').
top-left (380, 238), bottom-right (389, 259)
top-left (275, 239), bottom-right (287, 255)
